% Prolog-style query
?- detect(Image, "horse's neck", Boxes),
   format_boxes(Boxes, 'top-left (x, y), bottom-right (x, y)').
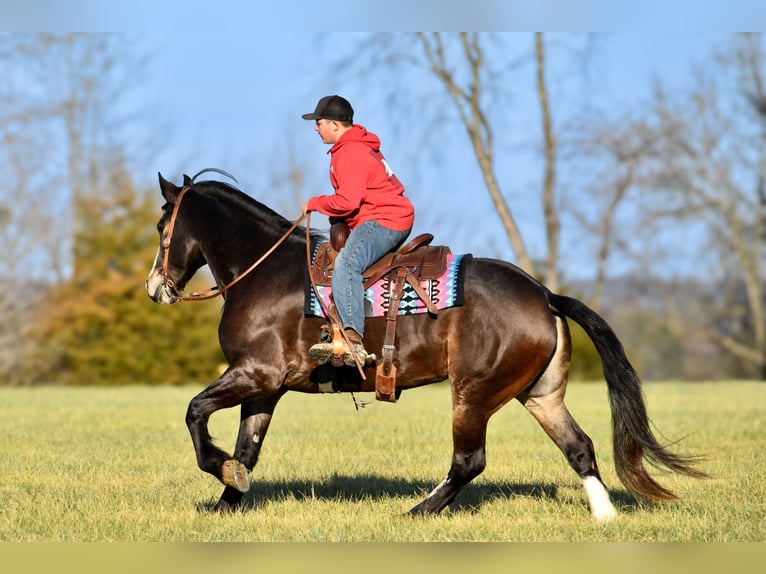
top-left (192, 199), bottom-right (304, 288)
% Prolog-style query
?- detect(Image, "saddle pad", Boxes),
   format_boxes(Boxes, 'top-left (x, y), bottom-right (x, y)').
top-left (304, 253), bottom-right (472, 319)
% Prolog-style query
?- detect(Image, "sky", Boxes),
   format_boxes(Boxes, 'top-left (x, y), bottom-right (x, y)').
top-left (120, 29), bottom-right (732, 274)
top-left (2, 1), bottom-right (760, 279)
top-left (3, 1), bottom-right (766, 33)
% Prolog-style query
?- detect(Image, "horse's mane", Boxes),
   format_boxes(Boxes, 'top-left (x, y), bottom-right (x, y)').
top-left (192, 179), bottom-right (296, 230)
top-left (190, 178), bottom-right (324, 242)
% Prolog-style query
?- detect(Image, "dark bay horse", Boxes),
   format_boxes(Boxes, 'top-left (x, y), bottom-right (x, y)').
top-left (145, 173), bottom-right (705, 520)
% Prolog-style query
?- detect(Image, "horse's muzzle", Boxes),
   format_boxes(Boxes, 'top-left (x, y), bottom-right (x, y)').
top-left (146, 269), bottom-right (178, 305)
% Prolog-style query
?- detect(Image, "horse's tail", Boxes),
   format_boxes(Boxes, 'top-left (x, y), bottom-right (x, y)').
top-left (548, 292), bottom-right (707, 500)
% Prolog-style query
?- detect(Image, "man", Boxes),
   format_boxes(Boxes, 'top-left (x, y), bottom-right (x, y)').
top-left (302, 95), bottom-right (414, 366)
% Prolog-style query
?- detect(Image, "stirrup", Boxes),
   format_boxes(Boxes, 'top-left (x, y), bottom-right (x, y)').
top-left (308, 341), bottom-right (375, 367)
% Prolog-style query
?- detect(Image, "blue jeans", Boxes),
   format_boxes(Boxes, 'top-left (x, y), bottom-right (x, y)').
top-left (332, 220), bottom-right (410, 337)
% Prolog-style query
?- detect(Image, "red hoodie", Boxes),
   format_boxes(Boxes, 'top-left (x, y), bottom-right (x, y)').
top-left (306, 125), bottom-right (414, 231)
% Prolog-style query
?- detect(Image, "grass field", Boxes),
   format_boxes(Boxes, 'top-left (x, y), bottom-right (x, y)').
top-left (0, 381), bottom-right (764, 542)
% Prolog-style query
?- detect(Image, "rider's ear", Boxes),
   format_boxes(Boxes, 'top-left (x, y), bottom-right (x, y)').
top-left (158, 172), bottom-right (181, 202)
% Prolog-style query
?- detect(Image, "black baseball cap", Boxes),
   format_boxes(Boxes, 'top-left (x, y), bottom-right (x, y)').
top-left (301, 95), bottom-right (354, 122)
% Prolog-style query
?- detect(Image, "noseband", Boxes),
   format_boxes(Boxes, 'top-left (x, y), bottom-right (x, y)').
top-left (160, 185), bottom-right (306, 302)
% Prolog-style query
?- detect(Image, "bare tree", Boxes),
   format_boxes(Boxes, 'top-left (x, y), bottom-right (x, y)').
top-left (535, 33), bottom-right (561, 291)
top-left (339, 33), bottom-right (602, 291)
top-left (0, 35), bottom-right (67, 382)
top-left (735, 33), bottom-right (766, 377)
top-left (1, 33), bottom-right (145, 278)
top-left (565, 35), bottom-right (766, 380)
top-left (414, 32), bottom-right (536, 276)
top-left (634, 34), bottom-right (766, 377)
top-left (569, 115), bottom-right (660, 308)
top-left (0, 33), bottom-right (149, 384)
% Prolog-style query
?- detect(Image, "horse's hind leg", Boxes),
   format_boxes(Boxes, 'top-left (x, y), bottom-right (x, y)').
top-left (215, 391), bottom-right (285, 512)
top-left (408, 301), bottom-right (559, 516)
top-left (520, 389), bottom-right (617, 521)
top-left (408, 397), bottom-right (489, 516)
top-left (517, 316), bottom-right (618, 521)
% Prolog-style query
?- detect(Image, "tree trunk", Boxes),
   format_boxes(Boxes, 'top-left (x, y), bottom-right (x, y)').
top-left (536, 33), bottom-right (560, 291)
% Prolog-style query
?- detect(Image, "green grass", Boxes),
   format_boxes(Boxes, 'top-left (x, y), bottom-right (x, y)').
top-left (0, 382), bottom-right (764, 541)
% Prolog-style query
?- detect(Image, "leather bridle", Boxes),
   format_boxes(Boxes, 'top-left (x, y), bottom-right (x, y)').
top-left (159, 185), bottom-right (306, 302)
top-left (160, 198), bottom-right (366, 377)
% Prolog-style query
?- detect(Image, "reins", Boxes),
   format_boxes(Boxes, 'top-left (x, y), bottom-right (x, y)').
top-left (160, 185), bottom-right (306, 302)
top-left (160, 192), bottom-right (367, 381)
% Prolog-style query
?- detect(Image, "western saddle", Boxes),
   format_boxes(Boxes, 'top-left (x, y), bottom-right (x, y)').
top-left (309, 223), bottom-right (451, 402)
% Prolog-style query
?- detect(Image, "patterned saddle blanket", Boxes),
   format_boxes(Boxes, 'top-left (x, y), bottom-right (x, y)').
top-left (304, 250), bottom-right (472, 319)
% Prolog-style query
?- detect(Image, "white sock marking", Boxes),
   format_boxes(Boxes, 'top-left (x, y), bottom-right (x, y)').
top-left (583, 475), bottom-right (618, 522)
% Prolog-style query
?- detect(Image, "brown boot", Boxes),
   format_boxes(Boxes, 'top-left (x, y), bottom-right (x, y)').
top-left (308, 328), bottom-right (374, 366)
top-left (308, 324), bottom-right (334, 363)
top-left (342, 329), bottom-right (372, 367)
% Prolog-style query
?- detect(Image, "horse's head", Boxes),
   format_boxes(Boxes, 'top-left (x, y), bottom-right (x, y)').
top-left (145, 173), bottom-right (208, 304)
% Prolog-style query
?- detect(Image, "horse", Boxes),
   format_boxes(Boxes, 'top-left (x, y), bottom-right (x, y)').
top-left (145, 172), bottom-right (705, 520)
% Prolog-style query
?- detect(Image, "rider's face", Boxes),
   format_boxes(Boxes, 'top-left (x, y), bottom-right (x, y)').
top-left (314, 119), bottom-right (340, 144)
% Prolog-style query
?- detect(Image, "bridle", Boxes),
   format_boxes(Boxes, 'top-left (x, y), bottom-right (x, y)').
top-left (159, 185), bottom-right (306, 302)
top-left (159, 189), bottom-right (366, 378)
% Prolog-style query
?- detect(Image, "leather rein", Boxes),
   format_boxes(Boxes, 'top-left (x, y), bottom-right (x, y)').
top-left (161, 195), bottom-right (367, 377)
top-left (160, 185), bottom-right (306, 302)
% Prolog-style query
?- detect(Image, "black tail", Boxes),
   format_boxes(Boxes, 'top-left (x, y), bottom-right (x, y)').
top-left (549, 292), bottom-right (707, 500)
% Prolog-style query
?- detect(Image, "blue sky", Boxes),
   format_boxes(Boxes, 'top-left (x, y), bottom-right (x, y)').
top-left (117, 30), bottom-right (732, 270)
top-left (2, 2), bottom-right (758, 278)
top-left (3, 1), bottom-right (766, 33)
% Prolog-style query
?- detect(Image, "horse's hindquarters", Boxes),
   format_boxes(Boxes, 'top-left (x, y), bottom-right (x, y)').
top-left (447, 259), bottom-right (558, 396)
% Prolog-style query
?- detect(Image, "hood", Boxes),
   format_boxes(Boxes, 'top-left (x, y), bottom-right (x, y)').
top-left (328, 124), bottom-right (380, 154)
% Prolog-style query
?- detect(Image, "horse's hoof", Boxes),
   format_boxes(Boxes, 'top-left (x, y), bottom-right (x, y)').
top-left (213, 498), bottom-right (240, 513)
top-left (221, 459), bottom-right (251, 493)
top-left (407, 504), bottom-right (430, 517)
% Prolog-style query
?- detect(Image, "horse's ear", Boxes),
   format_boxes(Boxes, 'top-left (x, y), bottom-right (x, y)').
top-left (158, 172), bottom-right (180, 202)
top-left (183, 173), bottom-right (193, 187)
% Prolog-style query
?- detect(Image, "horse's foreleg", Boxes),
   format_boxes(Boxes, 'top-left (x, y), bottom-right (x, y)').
top-left (214, 392), bottom-right (285, 513)
top-left (408, 405), bottom-right (488, 516)
top-left (186, 367), bottom-right (265, 491)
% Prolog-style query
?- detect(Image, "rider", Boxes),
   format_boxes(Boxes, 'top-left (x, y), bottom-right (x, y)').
top-left (301, 95), bottom-right (415, 366)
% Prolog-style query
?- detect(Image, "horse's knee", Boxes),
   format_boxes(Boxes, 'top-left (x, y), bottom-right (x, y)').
top-left (185, 397), bottom-right (207, 428)
top-left (185, 398), bottom-right (220, 473)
